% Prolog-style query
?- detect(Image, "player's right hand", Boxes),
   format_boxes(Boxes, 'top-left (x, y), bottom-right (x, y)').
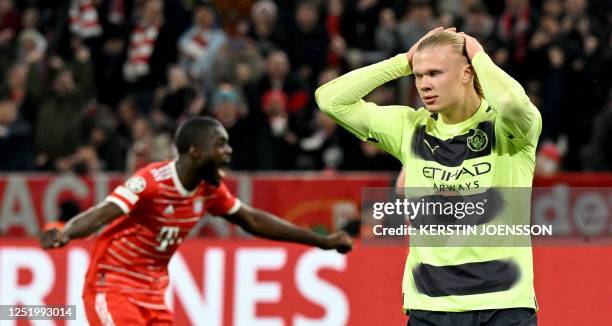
top-left (406, 26), bottom-right (457, 66)
top-left (39, 228), bottom-right (70, 249)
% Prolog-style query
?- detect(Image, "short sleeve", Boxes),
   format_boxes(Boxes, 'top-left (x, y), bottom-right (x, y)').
top-left (105, 169), bottom-right (156, 214)
top-left (206, 182), bottom-right (241, 216)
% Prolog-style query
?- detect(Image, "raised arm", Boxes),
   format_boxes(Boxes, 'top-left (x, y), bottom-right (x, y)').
top-left (316, 27), bottom-right (454, 159)
top-left (462, 33), bottom-right (542, 146)
top-left (39, 201), bottom-right (124, 249)
top-left (314, 53), bottom-right (412, 155)
top-left (223, 204), bottom-right (353, 254)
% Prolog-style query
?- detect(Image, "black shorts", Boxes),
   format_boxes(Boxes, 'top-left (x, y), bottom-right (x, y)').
top-left (407, 308), bottom-right (537, 326)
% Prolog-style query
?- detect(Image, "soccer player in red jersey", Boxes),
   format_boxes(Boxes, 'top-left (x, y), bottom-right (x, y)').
top-left (39, 117), bottom-right (353, 325)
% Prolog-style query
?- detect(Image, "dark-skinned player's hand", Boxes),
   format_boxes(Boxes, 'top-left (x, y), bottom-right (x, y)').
top-left (39, 228), bottom-right (70, 249)
top-left (322, 231), bottom-right (354, 254)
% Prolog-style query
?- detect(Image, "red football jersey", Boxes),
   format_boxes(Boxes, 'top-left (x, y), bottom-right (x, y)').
top-left (83, 160), bottom-right (240, 309)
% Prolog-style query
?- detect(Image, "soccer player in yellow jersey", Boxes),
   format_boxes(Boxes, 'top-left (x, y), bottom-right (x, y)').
top-left (316, 27), bottom-right (541, 325)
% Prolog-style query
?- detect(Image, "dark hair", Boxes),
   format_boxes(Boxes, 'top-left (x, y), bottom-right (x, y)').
top-left (174, 117), bottom-right (222, 154)
top-left (194, 1), bottom-right (218, 14)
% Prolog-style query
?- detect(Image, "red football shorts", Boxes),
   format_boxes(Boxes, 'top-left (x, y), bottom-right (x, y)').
top-left (83, 292), bottom-right (173, 325)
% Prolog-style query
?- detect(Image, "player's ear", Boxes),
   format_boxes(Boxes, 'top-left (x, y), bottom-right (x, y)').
top-left (462, 64), bottom-right (474, 85)
top-left (188, 145), bottom-right (202, 158)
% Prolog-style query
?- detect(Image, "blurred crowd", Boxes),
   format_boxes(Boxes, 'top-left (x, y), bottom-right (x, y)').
top-left (0, 0), bottom-right (609, 174)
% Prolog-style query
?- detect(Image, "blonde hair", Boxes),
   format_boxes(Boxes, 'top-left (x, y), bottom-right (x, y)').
top-left (415, 31), bottom-right (483, 98)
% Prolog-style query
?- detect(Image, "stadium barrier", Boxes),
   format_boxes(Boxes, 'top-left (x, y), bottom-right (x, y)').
top-left (2, 172), bottom-right (612, 236)
top-left (0, 239), bottom-right (611, 325)
top-left (1, 173), bottom-right (611, 325)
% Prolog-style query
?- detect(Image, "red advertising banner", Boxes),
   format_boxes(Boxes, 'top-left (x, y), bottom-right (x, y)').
top-left (0, 173), bottom-right (393, 236)
top-left (0, 174), bottom-right (124, 236)
top-left (248, 173), bottom-right (393, 232)
top-left (3, 172), bottom-right (612, 236)
top-left (533, 173), bottom-right (612, 187)
top-left (0, 239), bottom-right (611, 325)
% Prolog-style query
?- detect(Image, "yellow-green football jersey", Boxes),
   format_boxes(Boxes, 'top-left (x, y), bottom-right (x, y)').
top-left (316, 52), bottom-right (542, 312)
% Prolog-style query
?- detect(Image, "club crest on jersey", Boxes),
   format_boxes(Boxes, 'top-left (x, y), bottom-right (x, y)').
top-left (193, 198), bottom-right (204, 214)
top-left (467, 129), bottom-right (488, 152)
top-left (125, 176), bottom-right (146, 193)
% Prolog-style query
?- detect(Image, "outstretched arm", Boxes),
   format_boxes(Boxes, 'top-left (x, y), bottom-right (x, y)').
top-left (39, 202), bottom-right (124, 249)
top-left (223, 204), bottom-right (353, 254)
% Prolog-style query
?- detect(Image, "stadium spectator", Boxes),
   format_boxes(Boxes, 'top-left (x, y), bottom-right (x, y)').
top-left (495, 0), bottom-right (535, 75)
top-left (296, 67), bottom-right (344, 170)
top-left (246, 0), bottom-right (284, 56)
top-left (461, 3), bottom-right (495, 45)
top-left (542, 0), bottom-right (564, 20)
top-left (536, 141), bottom-right (562, 176)
top-left (253, 89), bottom-right (299, 170)
top-left (86, 121), bottom-right (129, 172)
top-left (580, 91), bottom-right (612, 171)
top-left (247, 50), bottom-right (311, 123)
top-left (0, 0), bottom-right (19, 39)
top-left (210, 25), bottom-right (266, 87)
top-left (17, 28), bottom-right (46, 64)
top-left (0, 0), bottom-right (608, 173)
top-left (0, 0), bottom-right (19, 76)
top-left (158, 64), bottom-right (203, 123)
top-left (340, 0), bottom-right (386, 51)
top-left (62, 145), bottom-right (102, 174)
top-left (95, 27), bottom-right (128, 106)
top-left (285, 0), bottom-right (329, 84)
top-left (115, 96), bottom-right (139, 140)
top-left (3, 63), bottom-right (26, 104)
top-left (375, 8), bottom-right (400, 58)
top-left (398, 0), bottom-right (437, 52)
top-left (123, 0), bottom-right (177, 113)
top-left (554, 0), bottom-right (609, 170)
top-left (125, 117), bottom-right (172, 173)
top-left (178, 2), bottom-right (227, 89)
top-left (324, 0), bottom-right (346, 67)
top-left (69, 0), bottom-right (102, 40)
top-left (210, 83), bottom-right (252, 170)
top-left (0, 97), bottom-right (34, 170)
top-left (297, 110), bottom-right (344, 170)
top-left (27, 44), bottom-right (94, 171)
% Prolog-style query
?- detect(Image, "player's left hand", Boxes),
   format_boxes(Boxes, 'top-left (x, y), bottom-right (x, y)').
top-left (39, 228), bottom-right (70, 249)
top-left (459, 32), bottom-right (485, 61)
top-left (322, 231), bottom-right (354, 254)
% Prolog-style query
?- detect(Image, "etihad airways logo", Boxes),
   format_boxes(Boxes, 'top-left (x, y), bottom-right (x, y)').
top-left (422, 162), bottom-right (491, 181)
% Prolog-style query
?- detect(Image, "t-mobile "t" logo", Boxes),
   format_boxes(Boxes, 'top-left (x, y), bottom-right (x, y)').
top-left (156, 226), bottom-right (181, 252)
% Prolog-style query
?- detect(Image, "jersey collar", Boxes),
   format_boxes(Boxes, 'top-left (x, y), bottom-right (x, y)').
top-left (170, 160), bottom-right (198, 197)
top-left (434, 98), bottom-right (489, 138)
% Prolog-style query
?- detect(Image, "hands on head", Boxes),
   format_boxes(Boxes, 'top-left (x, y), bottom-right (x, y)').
top-left (406, 27), bottom-right (484, 65)
top-left (457, 32), bottom-right (485, 61)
